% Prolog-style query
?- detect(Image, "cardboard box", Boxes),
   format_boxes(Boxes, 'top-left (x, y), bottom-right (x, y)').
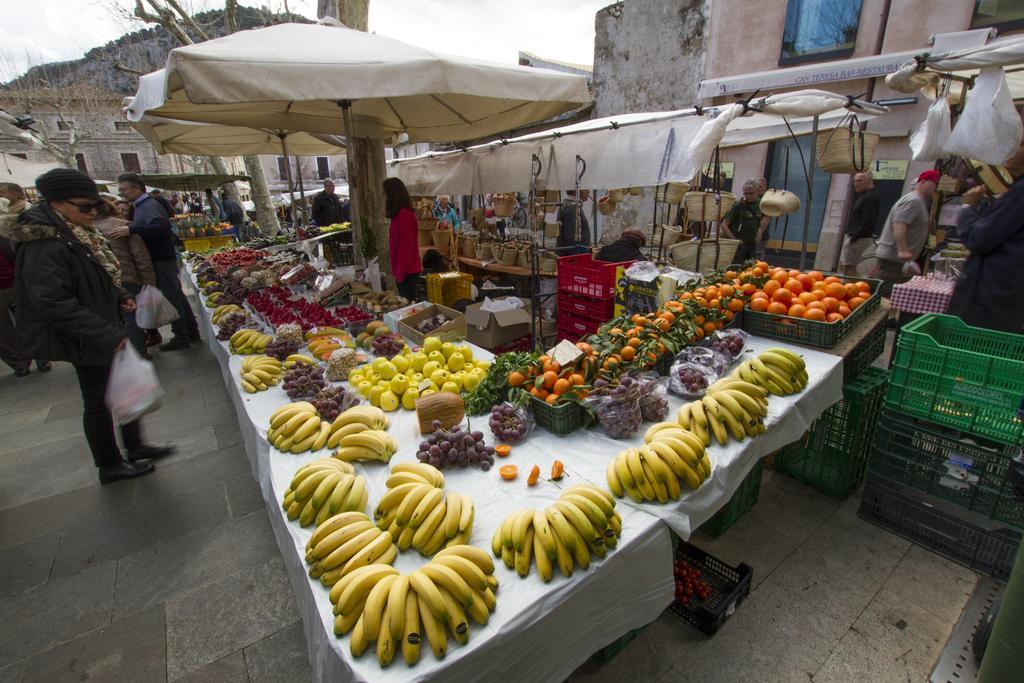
top-left (613, 267), bottom-right (677, 316)
top-left (398, 304), bottom-right (466, 346)
top-left (464, 299), bottom-right (532, 349)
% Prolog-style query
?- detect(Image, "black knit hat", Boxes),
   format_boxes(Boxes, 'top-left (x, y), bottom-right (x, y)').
top-left (35, 168), bottom-right (101, 203)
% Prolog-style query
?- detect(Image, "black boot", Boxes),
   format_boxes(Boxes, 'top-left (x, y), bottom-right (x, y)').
top-left (126, 444), bottom-right (176, 462)
top-left (99, 461), bottom-right (155, 484)
top-left (159, 338), bottom-right (190, 351)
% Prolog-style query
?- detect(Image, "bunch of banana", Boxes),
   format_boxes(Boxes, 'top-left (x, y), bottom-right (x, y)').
top-left (334, 430), bottom-right (399, 464)
top-left (306, 511), bottom-right (398, 586)
top-left (606, 427), bottom-right (711, 503)
top-left (373, 463), bottom-right (474, 555)
top-left (267, 402), bottom-right (330, 454)
top-left (491, 484), bottom-right (621, 581)
top-left (228, 328), bottom-right (272, 355)
top-left (212, 304), bottom-right (245, 324)
top-left (204, 291), bottom-right (223, 307)
top-left (330, 545), bottom-right (498, 666)
top-left (283, 353), bottom-right (318, 369)
top-left (240, 355), bottom-right (283, 393)
top-left (283, 458), bottom-right (368, 527)
top-left (326, 406), bottom-right (391, 450)
top-left (732, 348), bottom-right (808, 396)
top-left (675, 380), bottom-right (769, 447)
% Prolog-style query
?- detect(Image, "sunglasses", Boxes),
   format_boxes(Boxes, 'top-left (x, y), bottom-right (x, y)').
top-left (65, 201), bottom-right (104, 213)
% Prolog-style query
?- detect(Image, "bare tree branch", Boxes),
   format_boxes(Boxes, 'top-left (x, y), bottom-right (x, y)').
top-left (225, 0), bottom-right (239, 33)
top-left (163, 0), bottom-right (210, 42)
top-left (113, 62), bottom-right (145, 76)
top-left (134, 0), bottom-right (192, 44)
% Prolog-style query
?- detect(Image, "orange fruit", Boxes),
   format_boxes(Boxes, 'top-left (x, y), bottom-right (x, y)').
top-left (724, 310), bottom-right (735, 322)
top-left (772, 270), bottom-right (789, 284)
top-left (856, 281), bottom-right (871, 293)
top-left (784, 278), bottom-right (804, 294)
top-left (808, 270), bottom-right (825, 282)
top-left (772, 289), bottom-right (795, 305)
top-left (620, 346), bottom-right (636, 362)
top-left (553, 378), bottom-right (570, 394)
top-left (531, 386), bottom-right (549, 399)
top-left (542, 370), bottom-right (558, 389)
top-left (708, 298), bottom-right (721, 310)
top-left (787, 269), bottom-right (801, 279)
top-left (798, 291), bottom-right (817, 305)
top-left (695, 327), bottom-right (705, 339)
top-left (727, 298), bottom-right (744, 312)
top-left (826, 312), bottom-right (844, 323)
top-left (740, 283), bottom-right (756, 296)
top-left (812, 281), bottom-right (827, 292)
top-left (837, 304), bottom-right (852, 317)
top-left (824, 276), bottom-right (842, 285)
top-left (703, 321), bottom-right (717, 335)
top-left (719, 284), bottom-right (735, 298)
top-left (767, 301), bottom-right (788, 314)
top-left (724, 270), bottom-right (738, 280)
top-left (844, 283), bottom-right (861, 299)
top-left (797, 273), bottom-right (814, 291)
top-left (821, 296), bottom-right (840, 313)
top-left (751, 267), bottom-right (765, 277)
top-left (825, 282), bottom-right (847, 299)
top-left (813, 289), bottom-right (828, 301)
top-left (693, 315), bottom-right (705, 326)
top-left (804, 308), bottom-right (827, 321)
top-left (763, 280), bottom-right (781, 296)
top-left (545, 393), bottom-right (559, 405)
top-left (628, 336), bottom-right (641, 348)
top-left (508, 371), bottom-right (526, 387)
top-left (756, 261), bottom-right (770, 271)
top-left (807, 300), bottom-right (827, 312)
top-left (750, 298), bottom-right (769, 312)
top-left (499, 464), bottom-right (518, 480)
top-left (788, 304), bottom-right (807, 318)
top-left (847, 296), bottom-right (866, 310)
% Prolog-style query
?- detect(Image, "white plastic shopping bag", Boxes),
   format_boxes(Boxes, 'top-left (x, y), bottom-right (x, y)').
top-left (945, 67), bottom-right (1024, 165)
top-left (909, 97), bottom-right (951, 162)
top-left (135, 284), bottom-right (180, 328)
top-left (105, 343), bottom-right (163, 424)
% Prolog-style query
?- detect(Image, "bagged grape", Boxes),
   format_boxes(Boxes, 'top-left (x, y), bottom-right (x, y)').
top-left (584, 375), bottom-right (642, 439)
top-left (633, 374), bottom-right (670, 422)
top-left (668, 360), bottom-right (719, 399)
top-left (674, 346), bottom-right (730, 376)
top-left (702, 328), bottom-right (751, 361)
top-left (488, 401), bottom-right (534, 443)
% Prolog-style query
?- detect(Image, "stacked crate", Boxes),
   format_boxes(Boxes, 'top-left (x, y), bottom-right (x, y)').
top-left (859, 315), bottom-right (1024, 578)
top-left (555, 254), bottom-right (634, 342)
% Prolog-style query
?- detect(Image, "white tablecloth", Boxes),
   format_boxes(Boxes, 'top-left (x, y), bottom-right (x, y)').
top-left (185, 266), bottom-right (842, 681)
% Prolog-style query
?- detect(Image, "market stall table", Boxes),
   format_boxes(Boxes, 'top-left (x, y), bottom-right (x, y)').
top-left (890, 275), bottom-right (956, 314)
top-left (184, 265), bottom-right (844, 680)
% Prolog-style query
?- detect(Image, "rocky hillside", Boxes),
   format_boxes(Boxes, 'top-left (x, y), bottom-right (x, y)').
top-left (5, 6), bottom-right (310, 94)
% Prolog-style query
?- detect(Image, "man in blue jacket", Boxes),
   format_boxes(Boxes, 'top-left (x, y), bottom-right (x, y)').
top-left (947, 141), bottom-right (1024, 333)
top-left (112, 173), bottom-right (199, 350)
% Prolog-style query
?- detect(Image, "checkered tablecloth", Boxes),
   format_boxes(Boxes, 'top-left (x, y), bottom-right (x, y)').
top-left (890, 275), bottom-right (956, 314)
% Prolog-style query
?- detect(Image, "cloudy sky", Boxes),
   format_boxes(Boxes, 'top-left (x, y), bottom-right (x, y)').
top-left (0, 0), bottom-right (608, 80)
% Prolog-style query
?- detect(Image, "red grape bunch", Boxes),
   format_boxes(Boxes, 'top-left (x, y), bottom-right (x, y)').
top-left (416, 420), bottom-right (496, 471)
top-left (281, 364), bottom-right (326, 400)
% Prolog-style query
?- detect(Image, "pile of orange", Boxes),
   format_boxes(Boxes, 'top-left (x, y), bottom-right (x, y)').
top-left (508, 354), bottom-right (586, 405)
top-left (744, 266), bottom-right (872, 323)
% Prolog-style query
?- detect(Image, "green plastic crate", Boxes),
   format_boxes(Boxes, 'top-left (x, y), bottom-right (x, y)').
top-left (699, 460), bottom-right (764, 537)
top-left (843, 308), bottom-right (887, 381)
top-left (592, 627), bottom-right (644, 663)
top-left (742, 274), bottom-right (882, 348)
top-left (775, 367), bottom-right (890, 499)
top-left (869, 410), bottom-right (1024, 530)
top-left (886, 314), bottom-right (1024, 446)
top-left (530, 396), bottom-right (584, 436)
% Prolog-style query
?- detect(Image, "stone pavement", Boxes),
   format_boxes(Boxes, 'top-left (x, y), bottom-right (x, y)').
top-left (0, 330), bottom-right (976, 682)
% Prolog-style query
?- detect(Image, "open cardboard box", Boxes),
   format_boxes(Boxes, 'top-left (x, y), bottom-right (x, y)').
top-left (398, 303), bottom-right (466, 345)
top-left (464, 299), bottom-right (532, 349)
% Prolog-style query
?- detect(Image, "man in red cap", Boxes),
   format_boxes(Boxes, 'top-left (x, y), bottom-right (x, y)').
top-left (874, 169), bottom-right (938, 295)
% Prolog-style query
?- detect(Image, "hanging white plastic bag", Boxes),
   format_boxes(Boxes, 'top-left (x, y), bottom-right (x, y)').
top-left (909, 97), bottom-right (951, 161)
top-left (105, 343), bottom-right (164, 424)
top-left (945, 67), bottom-right (1023, 165)
top-left (134, 284), bottom-right (180, 328)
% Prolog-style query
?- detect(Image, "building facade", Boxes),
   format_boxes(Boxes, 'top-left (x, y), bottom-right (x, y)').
top-left (593, 0), bottom-right (1024, 267)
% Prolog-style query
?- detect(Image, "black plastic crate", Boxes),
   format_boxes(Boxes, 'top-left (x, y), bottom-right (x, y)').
top-left (774, 367), bottom-right (889, 499)
top-left (869, 410), bottom-right (1024, 530)
top-left (668, 537), bottom-right (753, 635)
top-left (858, 474), bottom-right (1022, 580)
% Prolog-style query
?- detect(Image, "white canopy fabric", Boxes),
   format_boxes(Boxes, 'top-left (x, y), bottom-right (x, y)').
top-left (390, 95), bottom-right (879, 196)
top-left (0, 153), bottom-right (59, 188)
top-left (131, 110), bottom-right (346, 156)
top-left (886, 36), bottom-right (1024, 93)
top-left (124, 22), bottom-right (591, 143)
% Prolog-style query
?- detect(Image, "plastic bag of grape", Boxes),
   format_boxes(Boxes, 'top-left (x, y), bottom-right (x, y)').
top-left (488, 401), bottom-right (534, 443)
top-left (583, 375), bottom-right (643, 439)
top-left (701, 328), bottom-right (751, 362)
top-left (632, 373), bottom-right (670, 422)
top-left (668, 360), bottom-right (720, 399)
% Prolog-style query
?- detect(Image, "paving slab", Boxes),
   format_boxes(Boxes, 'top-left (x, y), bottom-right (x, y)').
top-left (165, 557), bottom-right (298, 680)
top-left (0, 660), bottom-right (25, 683)
top-left (225, 472), bottom-right (264, 518)
top-left (174, 651), bottom-right (248, 683)
top-left (244, 621), bottom-right (313, 683)
top-left (22, 605), bottom-right (166, 683)
top-left (0, 562), bottom-right (115, 667)
top-left (0, 533), bottom-right (61, 599)
top-left (214, 421), bottom-right (243, 450)
top-left (748, 468), bottom-right (842, 543)
top-left (129, 444), bottom-right (249, 505)
top-left (571, 611), bottom-right (703, 683)
top-left (0, 480), bottom-right (137, 550)
top-left (881, 545), bottom-right (978, 624)
top-left (690, 512), bottom-right (802, 590)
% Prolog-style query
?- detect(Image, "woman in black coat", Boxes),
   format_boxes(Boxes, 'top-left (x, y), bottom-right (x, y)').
top-left (0, 169), bottom-right (173, 483)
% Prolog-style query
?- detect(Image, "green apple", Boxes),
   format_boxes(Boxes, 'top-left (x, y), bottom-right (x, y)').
top-left (389, 373), bottom-right (410, 396)
top-left (463, 373), bottom-right (480, 392)
top-left (409, 352), bottom-right (429, 372)
top-left (368, 385), bottom-right (385, 407)
top-left (446, 351), bottom-right (465, 371)
top-left (456, 344), bottom-right (473, 363)
top-left (422, 360), bottom-right (441, 378)
top-left (427, 350), bottom-right (446, 367)
top-left (441, 342), bottom-right (456, 360)
top-left (441, 381), bottom-right (460, 394)
top-left (423, 336), bottom-right (442, 355)
top-left (401, 388), bottom-right (420, 410)
top-left (357, 380), bottom-right (373, 398)
top-left (390, 355), bottom-right (410, 374)
top-left (376, 360), bottom-right (397, 381)
top-left (430, 369), bottom-right (450, 386)
top-left (447, 373), bottom-right (463, 392)
top-left (379, 390), bottom-right (399, 412)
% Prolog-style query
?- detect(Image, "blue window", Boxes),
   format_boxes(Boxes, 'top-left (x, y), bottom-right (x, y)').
top-left (972, 0), bottom-right (1024, 30)
top-left (780, 0), bottom-right (863, 65)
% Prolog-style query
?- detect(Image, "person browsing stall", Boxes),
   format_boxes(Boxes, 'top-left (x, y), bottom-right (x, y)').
top-left (720, 179), bottom-right (764, 261)
top-left (874, 169), bottom-right (937, 295)
top-left (312, 178), bottom-right (346, 226)
top-left (596, 228), bottom-right (648, 262)
top-left (433, 194), bottom-right (460, 232)
top-left (840, 172), bottom-right (881, 276)
top-left (384, 177), bottom-right (422, 301)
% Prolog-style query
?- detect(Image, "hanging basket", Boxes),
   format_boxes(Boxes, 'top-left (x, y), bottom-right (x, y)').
top-left (684, 191), bottom-right (735, 222)
top-left (539, 251), bottom-right (557, 273)
top-left (598, 195), bottom-right (618, 215)
top-left (516, 247), bottom-right (531, 269)
top-left (669, 239), bottom-right (742, 273)
top-left (469, 208), bottom-right (485, 230)
top-left (656, 182), bottom-right (690, 204)
top-left (543, 189), bottom-right (561, 203)
top-left (493, 194), bottom-right (516, 217)
top-left (759, 189), bottom-right (801, 217)
top-left (460, 235), bottom-right (478, 258)
top-left (432, 230), bottom-right (452, 250)
top-left (815, 126), bottom-right (880, 174)
top-left (475, 242), bottom-right (493, 260)
top-left (628, 186), bottom-right (642, 196)
top-left (607, 189), bottom-right (625, 202)
top-left (544, 221), bottom-right (561, 238)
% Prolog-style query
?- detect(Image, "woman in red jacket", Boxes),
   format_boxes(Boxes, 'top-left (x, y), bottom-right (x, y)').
top-left (384, 177), bottom-right (422, 300)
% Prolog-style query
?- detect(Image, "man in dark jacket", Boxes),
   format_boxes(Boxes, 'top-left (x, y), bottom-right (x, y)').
top-left (221, 191), bottom-right (245, 231)
top-left (596, 228), bottom-right (647, 263)
top-left (113, 173), bottom-right (199, 350)
top-left (151, 189), bottom-right (176, 218)
top-left (0, 169), bottom-right (172, 482)
top-left (947, 142), bottom-right (1024, 333)
top-left (841, 171), bottom-right (881, 275)
top-left (312, 178), bottom-right (345, 226)
top-left (557, 190), bottom-right (591, 254)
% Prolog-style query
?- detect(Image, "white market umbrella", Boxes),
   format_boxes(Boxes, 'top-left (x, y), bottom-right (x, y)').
top-left (0, 152), bottom-right (60, 188)
top-left (124, 20), bottom-right (591, 250)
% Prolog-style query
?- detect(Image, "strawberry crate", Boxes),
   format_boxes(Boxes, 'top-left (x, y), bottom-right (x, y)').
top-left (557, 253), bottom-right (634, 300)
top-left (668, 537), bottom-right (753, 635)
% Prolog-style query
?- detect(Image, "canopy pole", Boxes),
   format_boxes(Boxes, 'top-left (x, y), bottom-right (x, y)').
top-left (338, 100), bottom-right (364, 267)
top-left (294, 156), bottom-right (308, 225)
top-left (799, 114), bottom-right (819, 271)
top-left (277, 132), bottom-right (297, 224)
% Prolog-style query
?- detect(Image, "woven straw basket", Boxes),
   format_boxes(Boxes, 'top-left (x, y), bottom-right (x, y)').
top-left (493, 194), bottom-right (516, 217)
top-left (598, 196), bottom-right (617, 215)
top-left (815, 127), bottom-right (880, 174)
top-left (684, 191), bottom-right (735, 222)
top-left (759, 189), bottom-right (801, 217)
top-left (656, 182), bottom-right (689, 204)
top-left (669, 239), bottom-right (741, 273)
top-left (475, 242), bottom-right (493, 260)
top-left (607, 189), bottom-right (625, 202)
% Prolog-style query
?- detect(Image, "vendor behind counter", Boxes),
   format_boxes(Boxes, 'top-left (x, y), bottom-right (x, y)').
top-left (595, 228), bottom-right (648, 262)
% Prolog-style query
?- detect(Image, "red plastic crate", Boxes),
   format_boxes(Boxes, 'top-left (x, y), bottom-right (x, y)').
top-left (557, 294), bottom-right (614, 322)
top-left (557, 254), bottom-right (634, 300)
top-left (557, 318), bottom-right (600, 342)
